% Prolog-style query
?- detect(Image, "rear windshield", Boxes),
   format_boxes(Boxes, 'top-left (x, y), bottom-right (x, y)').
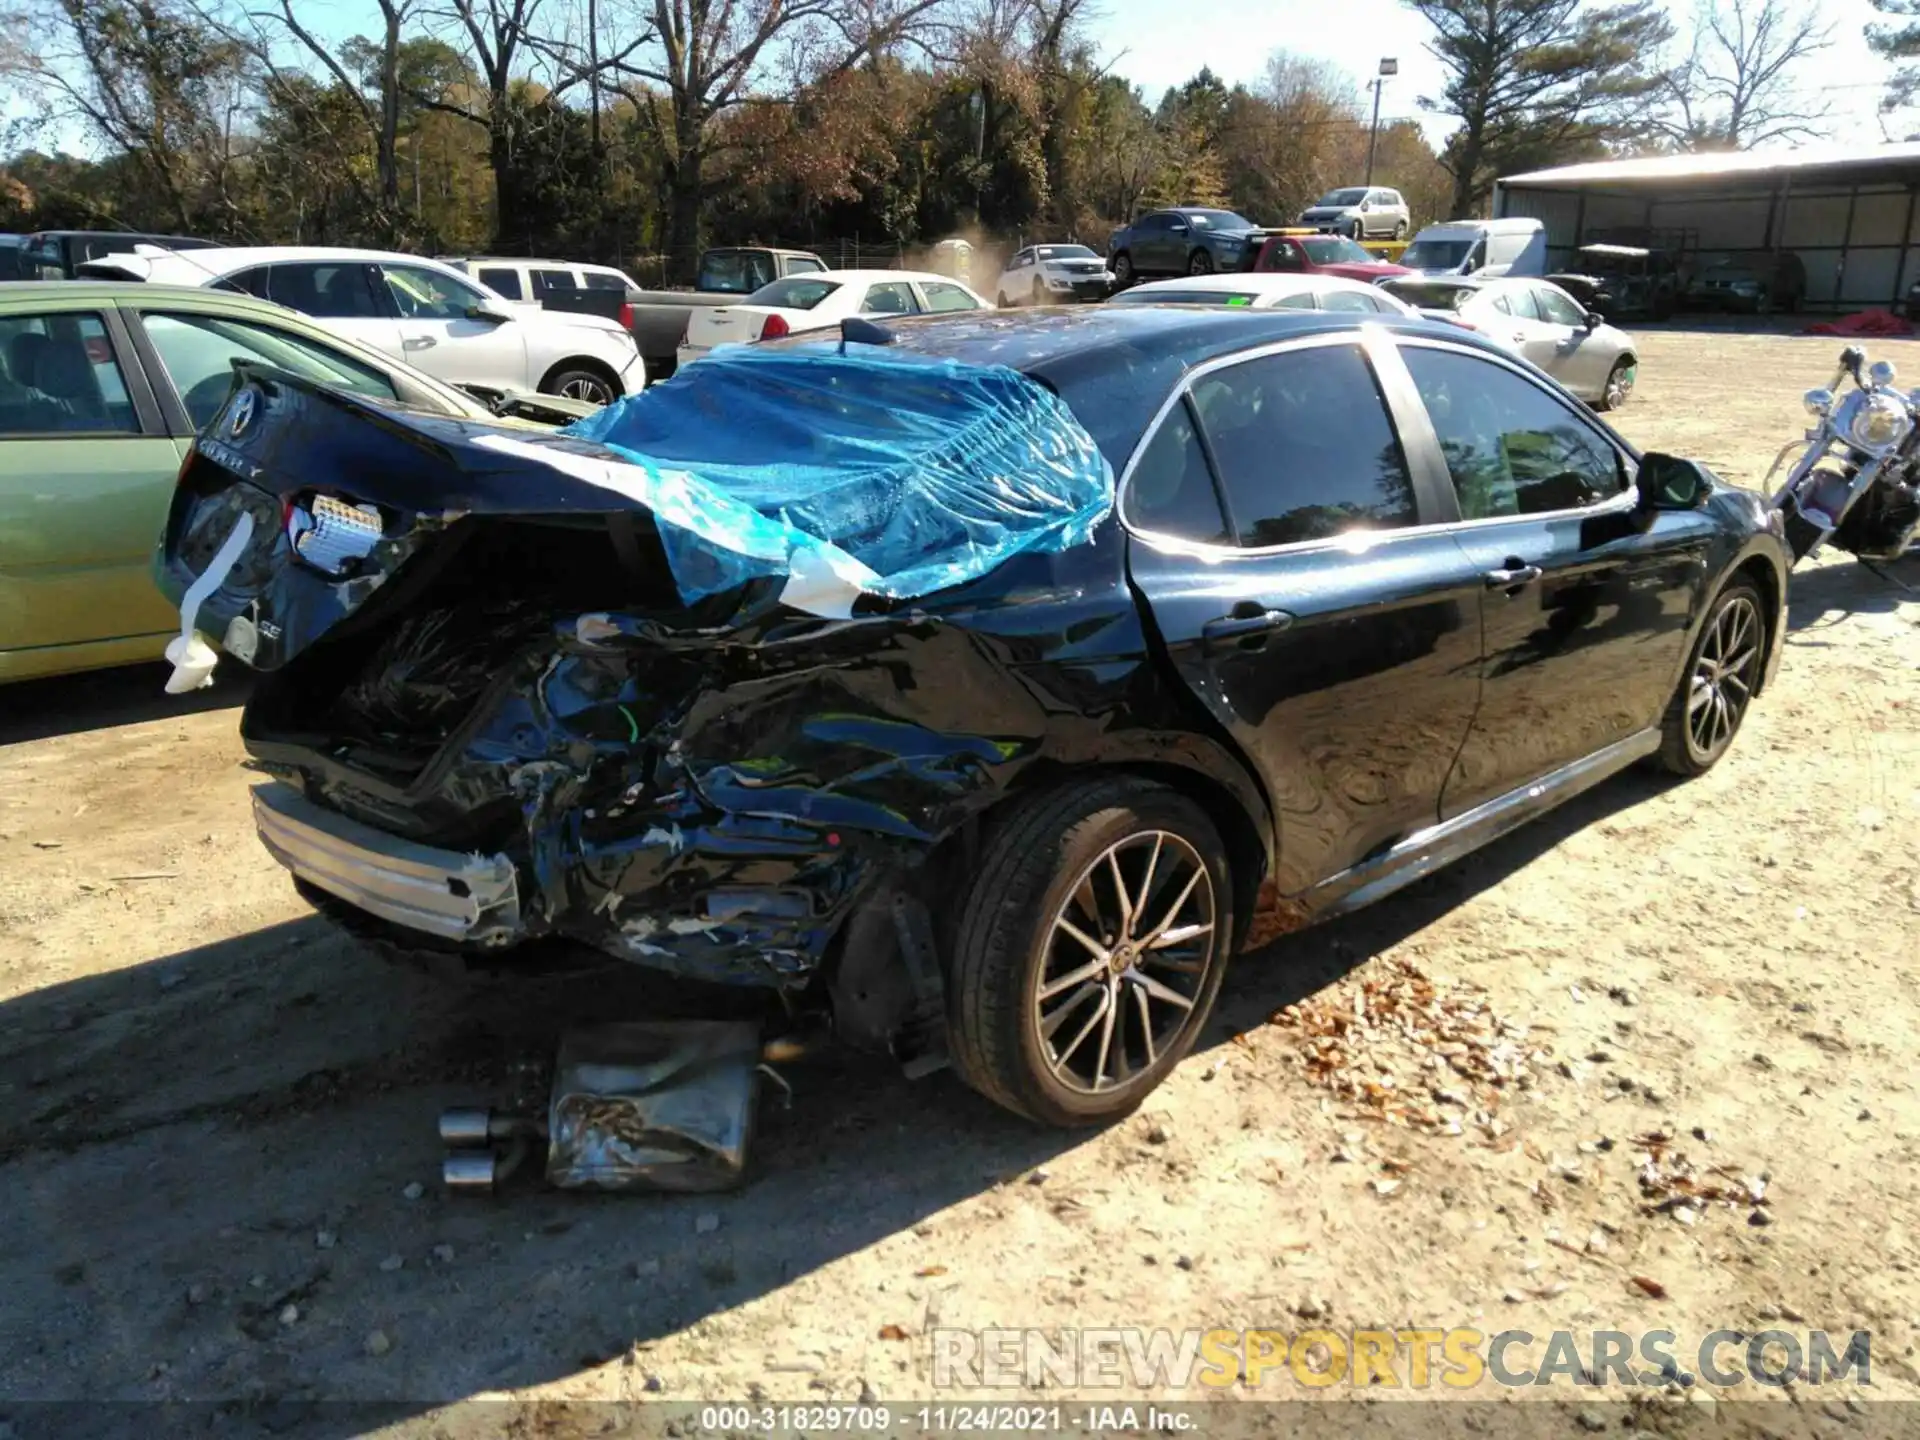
top-left (698, 250), bottom-right (777, 293)
top-left (1110, 289), bottom-right (1258, 307)
top-left (749, 277), bottom-right (842, 310)
top-left (1301, 237), bottom-right (1372, 264)
top-left (1319, 189), bottom-right (1368, 207)
top-left (1381, 281), bottom-right (1473, 311)
top-left (1401, 239), bottom-right (1473, 270)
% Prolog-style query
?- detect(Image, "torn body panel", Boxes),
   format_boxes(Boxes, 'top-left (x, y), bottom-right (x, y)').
top-left (240, 528), bottom-right (1269, 997)
top-left (159, 357), bottom-right (1275, 1068)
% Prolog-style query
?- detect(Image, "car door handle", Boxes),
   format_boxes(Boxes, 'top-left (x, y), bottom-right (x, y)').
top-left (1484, 562), bottom-right (1543, 591)
top-left (1202, 608), bottom-right (1293, 652)
top-left (403, 336), bottom-right (435, 350)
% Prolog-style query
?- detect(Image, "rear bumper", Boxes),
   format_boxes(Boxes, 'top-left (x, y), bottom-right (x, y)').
top-left (252, 781), bottom-right (524, 946)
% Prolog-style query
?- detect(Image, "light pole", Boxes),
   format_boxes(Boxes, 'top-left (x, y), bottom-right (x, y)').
top-left (1365, 58), bottom-right (1398, 186)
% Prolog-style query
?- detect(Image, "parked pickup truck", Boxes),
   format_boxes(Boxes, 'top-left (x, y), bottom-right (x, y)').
top-left (627, 247), bottom-right (827, 378)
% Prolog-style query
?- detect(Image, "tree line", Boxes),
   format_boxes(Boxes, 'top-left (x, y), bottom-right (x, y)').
top-left (0, 0), bottom-right (1850, 280)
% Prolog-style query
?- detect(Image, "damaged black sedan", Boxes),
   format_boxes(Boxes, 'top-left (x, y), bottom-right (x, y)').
top-left (156, 308), bottom-right (1789, 1127)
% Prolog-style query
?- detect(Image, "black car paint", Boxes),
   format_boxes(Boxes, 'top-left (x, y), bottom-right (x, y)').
top-left (158, 310), bottom-right (1787, 1056)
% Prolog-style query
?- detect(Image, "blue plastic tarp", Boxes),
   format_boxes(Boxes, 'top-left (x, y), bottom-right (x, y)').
top-left (543, 344), bottom-right (1114, 616)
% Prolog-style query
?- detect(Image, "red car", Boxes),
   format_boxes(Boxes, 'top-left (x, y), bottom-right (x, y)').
top-left (1247, 232), bottom-right (1411, 284)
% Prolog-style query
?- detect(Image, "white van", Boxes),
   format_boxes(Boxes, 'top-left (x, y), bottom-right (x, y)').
top-left (1398, 218), bottom-right (1547, 279)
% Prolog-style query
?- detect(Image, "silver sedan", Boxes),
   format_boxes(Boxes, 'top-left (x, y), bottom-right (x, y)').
top-left (1378, 275), bottom-right (1639, 410)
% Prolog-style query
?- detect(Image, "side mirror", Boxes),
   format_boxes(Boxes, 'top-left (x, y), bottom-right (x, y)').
top-left (1635, 452), bottom-right (1711, 513)
top-left (466, 304), bottom-right (512, 324)
top-left (1583, 310), bottom-right (1602, 332)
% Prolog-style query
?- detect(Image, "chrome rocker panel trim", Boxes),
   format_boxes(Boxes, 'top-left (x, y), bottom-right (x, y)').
top-left (1299, 728), bottom-right (1663, 921)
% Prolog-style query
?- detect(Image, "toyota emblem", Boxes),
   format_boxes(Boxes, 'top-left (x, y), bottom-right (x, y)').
top-left (228, 388), bottom-right (258, 438)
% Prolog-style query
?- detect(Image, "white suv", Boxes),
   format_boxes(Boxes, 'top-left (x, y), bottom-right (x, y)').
top-left (83, 246), bottom-right (645, 405)
top-left (443, 256), bottom-right (640, 303)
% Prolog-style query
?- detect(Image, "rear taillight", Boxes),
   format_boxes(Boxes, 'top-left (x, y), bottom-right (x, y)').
top-left (618, 301), bottom-right (634, 330)
top-left (760, 313), bottom-right (790, 341)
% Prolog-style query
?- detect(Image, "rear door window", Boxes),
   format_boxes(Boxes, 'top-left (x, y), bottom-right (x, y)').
top-left (0, 312), bottom-right (139, 434)
top-left (751, 277), bottom-right (841, 310)
top-left (478, 266), bottom-right (524, 299)
top-left (1188, 343), bottom-right (1419, 548)
top-left (258, 263), bottom-right (386, 318)
top-left (581, 271), bottom-right (628, 291)
top-left (1502, 286), bottom-right (1543, 321)
top-left (533, 267), bottom-right (578, 293)
top-left (860, 281), bottom-right (919, 316)
top-left (920, 281), bottom-right (980, 313)
top-left (1126, 395), bottom-right (1230, 543)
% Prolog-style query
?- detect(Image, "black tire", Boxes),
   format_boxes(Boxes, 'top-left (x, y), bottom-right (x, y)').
top-left (1348, 220), bottom-right (1365, 241)
top-left (541, 366), bottom-right (618, 406)
top-left (1654, 578), bottom-right (1766, 777)
top-left (1392, 220), bottom-right (1407, 241)
top-left (1598, 356), bottom-right (1635, 412)
top-left (1112, 253), bottom-right (1134, 287)
top-left (1187, 249), bottom-right (1215, 276)
top-left (1032, 276), bottom-right (1047, 306)
top-left (996, 291), bottom-right (1010, 308)
top-left (945, 778), bottom-right (1235, 1127)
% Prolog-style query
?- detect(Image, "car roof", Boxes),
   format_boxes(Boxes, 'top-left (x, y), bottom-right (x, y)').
top-left (807, 306), bottom-right (1501, 464)
top-left (0, 279), bottom-right (281, 306)
top-left (100, 244), bottom-right (451, 272)
top-left (1125, 272), bottom-right (1378, 296)
top-left (795, 269), bottom-right (964, 285)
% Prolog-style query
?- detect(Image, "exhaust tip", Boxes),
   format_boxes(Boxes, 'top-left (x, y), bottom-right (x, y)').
top-left (439, 1107), bottom-right (493, 1148)
top-left (443, 1151), bottom-right (499, 1194)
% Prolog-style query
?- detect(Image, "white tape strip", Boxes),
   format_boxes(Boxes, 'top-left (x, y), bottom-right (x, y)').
top-left (164, 509), bottom-right (255, 695)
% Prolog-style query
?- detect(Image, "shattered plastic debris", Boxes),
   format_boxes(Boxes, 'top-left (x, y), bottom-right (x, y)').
top-left (1269, 958), bottom-right (1550, 1136)
top-left (545, 1021), bottom-right (762, 1192)
top-left (483, 346), bottom-right (1115, 616)
top-left (1630, 1129), bottom-right (1770, 1223)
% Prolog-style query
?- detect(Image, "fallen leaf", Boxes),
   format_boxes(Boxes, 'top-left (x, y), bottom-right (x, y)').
top-left (1630, 1275), bottom-right (1668, 1299)
top-left (878, 1324), bottom-right (910, 1341)
top-left (914, 1265), bottom-right (947, 1278)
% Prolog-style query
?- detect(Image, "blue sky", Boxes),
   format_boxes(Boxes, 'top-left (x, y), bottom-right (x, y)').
top-left (13, 0), bottom-right (1903, 156)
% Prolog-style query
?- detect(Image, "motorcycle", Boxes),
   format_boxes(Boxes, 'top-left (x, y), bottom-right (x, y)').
top-left (1767, 344), bottom-right (1920, 566)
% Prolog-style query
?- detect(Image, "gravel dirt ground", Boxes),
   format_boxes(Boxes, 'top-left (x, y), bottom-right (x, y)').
top-left (1, 326), bottom-right (1917, 1439)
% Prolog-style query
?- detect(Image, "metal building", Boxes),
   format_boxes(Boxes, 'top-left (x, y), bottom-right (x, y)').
top-left (1493, 142), bottom-right (1920, 313)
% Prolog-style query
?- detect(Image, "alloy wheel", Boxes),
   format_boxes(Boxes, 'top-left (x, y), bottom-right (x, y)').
top-left (1686, 594), bottom-right (1761, 764)
top-left (1604, 361), bottom-right (1635, 409)
top-left (1032, 830), bottom-right (1217, 1096)
top-left (559, 374), bottom-right (615, 405)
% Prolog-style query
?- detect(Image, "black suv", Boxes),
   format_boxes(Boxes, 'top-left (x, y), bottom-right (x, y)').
top-left (159, 308), bottom-right (1789, 1127)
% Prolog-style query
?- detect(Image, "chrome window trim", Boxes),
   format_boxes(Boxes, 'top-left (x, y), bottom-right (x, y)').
top-left (1116, 327), bottom-right (1640, 559)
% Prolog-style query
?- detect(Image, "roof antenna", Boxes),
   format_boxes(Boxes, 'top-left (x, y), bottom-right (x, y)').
top-left (839, 316), bottom-right (897, 353)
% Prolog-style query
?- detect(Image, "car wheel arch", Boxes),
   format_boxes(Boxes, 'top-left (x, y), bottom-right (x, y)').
top-left (538, 355), bottom-right (623, 398)
top-left (924, 755), bottom-right (1272, 954)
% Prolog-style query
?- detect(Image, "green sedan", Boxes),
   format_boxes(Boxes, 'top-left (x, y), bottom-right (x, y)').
top-left (0, 281), bottom-right (595, 684)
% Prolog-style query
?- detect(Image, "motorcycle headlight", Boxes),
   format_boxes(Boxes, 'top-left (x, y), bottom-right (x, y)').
top-left (1848, 391), bottom-right (1912, 451)
top-left (1803, 388), bottom-right (1833, 417)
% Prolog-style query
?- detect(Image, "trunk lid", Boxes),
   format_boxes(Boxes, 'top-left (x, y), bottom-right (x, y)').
top-left (685, 306), bottom-right (777, 349)
top-left (156, 367), bottom-right (697, 676)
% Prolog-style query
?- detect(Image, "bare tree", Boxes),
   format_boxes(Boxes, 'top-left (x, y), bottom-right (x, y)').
top-left (1654, 0), bottom-right (1832, 149)
top-left (415, 0), bottom-right (651, 243)
top-left (0, 0), bottom-right (255, 232)
top-left (616, 0), bottom-right (953, 277)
